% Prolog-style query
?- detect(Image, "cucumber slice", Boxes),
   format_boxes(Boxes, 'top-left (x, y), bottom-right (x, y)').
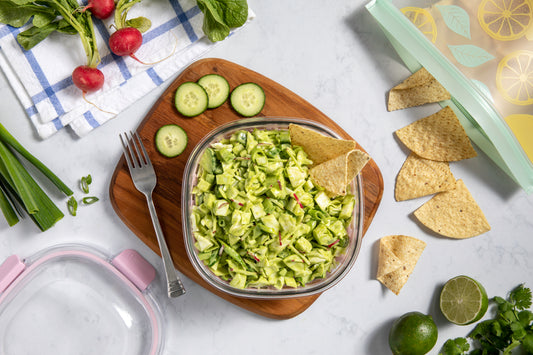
top-left (155, 124), bottom-right (188, 158)
top-left (197, 74), bottom-right (230, 109)
top-left (230, 83), bottom-right (265, 117)
top-left (174, 82), bottom-right (208, 117)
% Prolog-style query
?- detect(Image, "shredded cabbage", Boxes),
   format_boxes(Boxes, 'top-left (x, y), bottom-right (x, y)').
top-left (191, 128), bottom-right (355, 289)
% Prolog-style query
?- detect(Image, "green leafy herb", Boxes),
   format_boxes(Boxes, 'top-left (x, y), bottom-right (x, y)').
top-left (67, 196), bottom-right (77, 216)
top-left (196, 0), bottom-right (248, 42)
top-left (0, 0), bottom-right (100, 67)
top-left (82, 196), bottom-right (99, 205)
top-left (440, 284), bottom-right (533, 355)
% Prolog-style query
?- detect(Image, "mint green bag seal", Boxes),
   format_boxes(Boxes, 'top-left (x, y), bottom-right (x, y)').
top-left (366, 0), bottom-right (533, 194)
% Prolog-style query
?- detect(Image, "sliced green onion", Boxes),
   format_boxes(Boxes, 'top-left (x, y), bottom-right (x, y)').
top-left (67, 196), bottom-right (78, 216)
top-left (0, 123), bottom-right (73, 196)
top-left (82, 196), bottom-right (99, 205)
top-left (80, 174), bottom-right (92, 194)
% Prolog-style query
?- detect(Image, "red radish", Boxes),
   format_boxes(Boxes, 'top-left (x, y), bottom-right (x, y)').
top-left (109, 27), bottom-right (144, 62)
top-left (72, 65), bottom-right (104, 94)
top-left (81, 0), bottom-right (115, 20)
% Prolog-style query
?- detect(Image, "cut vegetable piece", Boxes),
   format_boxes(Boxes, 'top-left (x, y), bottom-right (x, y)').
top-left (174, 82), bottom-right (209, 117)
top-left (230, 83), bottom-right (265, 117)
top-left (155, 124), bottom-right (188, 158)
top-left (395, 152), bottom-right (456, 201)
top-left (198, 74), bottom-right (230, 109)
top-left (414, 179), bottom-right (490, 239)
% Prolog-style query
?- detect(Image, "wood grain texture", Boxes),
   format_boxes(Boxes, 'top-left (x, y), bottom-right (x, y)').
top-left (109, 58), bottom-right (383, 319)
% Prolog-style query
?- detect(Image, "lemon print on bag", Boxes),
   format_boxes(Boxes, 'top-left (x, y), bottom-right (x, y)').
top-left (478, 0), bottom-right (533, 41)
top-left (496, 50), bottom-right (533, 105)
top-left (401, 7), bottom-right (438, 43)
top-left (505, 114), bottom-right (533, 162)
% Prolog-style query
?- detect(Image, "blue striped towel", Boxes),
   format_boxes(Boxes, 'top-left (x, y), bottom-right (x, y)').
top-left (0, 0), bottom-right (254, 139)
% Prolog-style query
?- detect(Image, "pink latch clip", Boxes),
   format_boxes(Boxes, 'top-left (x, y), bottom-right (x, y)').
top-left (0, 255), bottom-right (26, 293)
top-left (112, 249), bottom-right (156, 291)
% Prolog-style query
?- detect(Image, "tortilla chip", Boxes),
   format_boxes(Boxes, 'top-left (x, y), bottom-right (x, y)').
top-left (310, 149), bottom-right (370, 197)
top-left (395, 152), bottom-right (457, 201)
top-left (377, 235), bottom-right (426, 295)
top-left (387, 67), bottom-right (451, 111)
top-left (289, 124), bottom-right (356, 166)
top-left (414, 179), bottom-right (490, 239)
top-left (347, 149), bottom-right (371, 183)
top-left (395, 106), bottom-right (477, 161)
top-left (310, 153), bottom-right (349, 196)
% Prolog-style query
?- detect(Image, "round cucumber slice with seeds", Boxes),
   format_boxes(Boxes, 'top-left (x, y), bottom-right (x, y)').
top-left (174, 82), bottom-right (208, 117)
top-left (198, 74), bottom-right (230, 109)
top-left (155, 124), bottom-right (188, 158)
top-left (230, 82), bottom-right (265, 117)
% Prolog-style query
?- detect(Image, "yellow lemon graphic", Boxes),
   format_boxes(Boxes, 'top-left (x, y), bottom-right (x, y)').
top-left (478, 0), bottom-right (533, 41)
top-left (505, 114), bottom-right (533, 162)
top-left (496, 50), bottom-right (533, 105)
top-left (401, 7), bottom-right (438, 43)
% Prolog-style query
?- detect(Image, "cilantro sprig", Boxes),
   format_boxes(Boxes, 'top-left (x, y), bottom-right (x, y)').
top-left (440, 284), bottom-right (533, 355)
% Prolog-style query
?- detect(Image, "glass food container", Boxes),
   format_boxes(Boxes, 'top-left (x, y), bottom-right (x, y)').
top-left (181, 117), bottom-right (365, 299)
top-left (0, 244), bottom-right (165, 355)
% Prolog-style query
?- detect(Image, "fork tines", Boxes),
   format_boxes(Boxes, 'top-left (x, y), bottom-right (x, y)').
top-left (120, 131), bottom-right (151, 169)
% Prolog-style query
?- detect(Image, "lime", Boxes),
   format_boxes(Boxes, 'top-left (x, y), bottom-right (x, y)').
top-left (440, 275), bottom-right (488, 325)
top-left (389, 311), bottom-right (438, 355)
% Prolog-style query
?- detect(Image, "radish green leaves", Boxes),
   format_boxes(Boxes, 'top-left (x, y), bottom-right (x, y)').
top-left (196, 0), bottom-right (248, 42)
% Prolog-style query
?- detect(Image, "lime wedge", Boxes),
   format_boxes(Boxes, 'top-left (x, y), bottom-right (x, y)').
top-left (440, 275), bottom-right (488, 325)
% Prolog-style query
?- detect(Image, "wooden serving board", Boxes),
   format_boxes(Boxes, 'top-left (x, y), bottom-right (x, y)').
top-left (109, 58), bottom-right (383, 319)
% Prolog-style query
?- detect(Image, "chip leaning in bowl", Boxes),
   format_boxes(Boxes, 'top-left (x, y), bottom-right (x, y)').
top-left (189, 125), bottom-right (369, 290)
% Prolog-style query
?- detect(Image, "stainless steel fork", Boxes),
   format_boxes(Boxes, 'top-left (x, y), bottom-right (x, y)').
top-left (120, 131), bottom-right (186, 298)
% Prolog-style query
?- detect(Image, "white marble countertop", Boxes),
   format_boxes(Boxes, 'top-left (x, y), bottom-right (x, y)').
top-left (0, 1), bottom-right (532, 354)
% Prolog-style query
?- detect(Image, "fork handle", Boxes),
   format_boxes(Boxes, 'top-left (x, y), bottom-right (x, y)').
top-left (145, 194), bottom-right (186, 298)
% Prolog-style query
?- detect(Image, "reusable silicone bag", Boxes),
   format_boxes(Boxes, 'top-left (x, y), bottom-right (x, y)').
top-left (366, 0), bottom-right (533, 193)
top-left (0, 244), bottom-right (165, 355)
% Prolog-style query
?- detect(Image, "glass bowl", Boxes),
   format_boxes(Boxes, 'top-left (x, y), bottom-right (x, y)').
top-left (181, 117), bottom-right (364, 299)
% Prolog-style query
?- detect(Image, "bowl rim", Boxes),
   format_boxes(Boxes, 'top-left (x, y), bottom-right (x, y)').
top-left (181, 117), bottom-right (364, 299)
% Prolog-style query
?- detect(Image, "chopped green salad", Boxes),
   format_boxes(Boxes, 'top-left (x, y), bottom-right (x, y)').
top-left (190, 128), bottom-right (356, 289)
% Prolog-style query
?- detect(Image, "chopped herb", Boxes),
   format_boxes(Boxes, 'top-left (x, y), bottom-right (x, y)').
top-left (82, 196), bottom-right (99, 205)
top-left (80, 174), bottom-right (92, 193)
top-left (67, 196), bottom-right (78, 216)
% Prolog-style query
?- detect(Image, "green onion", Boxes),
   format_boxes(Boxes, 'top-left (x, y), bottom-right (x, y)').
top-left (67, 196), bottom-right (78, 216)
top-left (0, 184), bottom-right (19, 226)
top-left (0, 123), bottom-right (73, 196)
top-left (80, 174), bottom-right (92, 194)
top-left (0, 125), bottom-right (69, 231)
top-left (82, 196), bottom-right (99, 205)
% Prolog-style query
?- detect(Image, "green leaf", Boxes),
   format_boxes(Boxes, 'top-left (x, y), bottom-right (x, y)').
top-left (32, 11), bottom-right (56, 27)
top-left (0, 1), bottom-right (57, 28)
top-left (196, 0), bottom-right (248, 42)
top-left (510, 284), bottom-right (532, 310)
top-left (125, 16), bottom-right (152, 33)
top-left (440, 338), bottom-right (469, 355)
top-left (17, 23), bottom-right (58, 50)
top-left (523, 333), bottom-right (533, 353)
top-left (436, 5), bottom-right (471, 39)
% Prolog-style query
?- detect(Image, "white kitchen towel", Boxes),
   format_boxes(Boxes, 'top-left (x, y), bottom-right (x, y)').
top-left (0, 0), bottom-right (254, 138)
